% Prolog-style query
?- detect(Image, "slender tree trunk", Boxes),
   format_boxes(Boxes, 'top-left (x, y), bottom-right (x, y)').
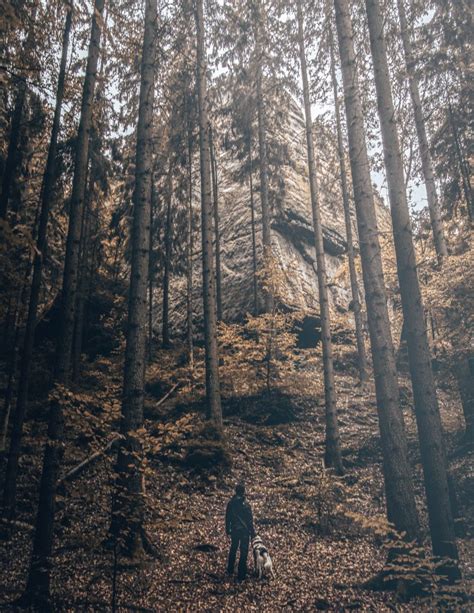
top-left (0, 3), bottom-right (38, 219)
top-left (72, 193), bottom-right (91, 382)
top-left (255, 29), bottom-right (273, 313)
top-left (447, 98), bottom-right (473, 219)
top-left (296, 0), bottom-right (343, 473)
top-left (396, 0), bottom-right (447, 261)
top-left (248, 150), bottom-right (259, 317)
top-left (365, 0), bottom-right (459, 578)
top-left (0, 325), bottom-right (20, 453)
top-left (2, 297), bottom-right (13, 350)
top-left (2, 5), bottom-right (73, 517)
top-left (329, 24), bottom-right (368, 385)
top-left (22, 2), bottom-right (104, 606)
top-left (455, 358), bottom-right (473, 444)
top-left (195, 0), bottom-right (223, 431)
top-left (56, 0), bottom-right (104, 384)
top-left (186, 126), bottom-right (194, 373)
top-left (209, 123), bottom-right (223, 321)
top-left (73, 39), bottom-right (107, 379)
top-left (333, 0), bottom-right (419, 541)
top-left (0, 78), bottom-right (27, 219)
top-left (162, 165), bottom-right (172, 349)
top-left (0, 280), bottom-right (27, 453)
top-left (110, 0), bottom-right (157, 558)
top-left (148, 180), bottom-right (156, 362)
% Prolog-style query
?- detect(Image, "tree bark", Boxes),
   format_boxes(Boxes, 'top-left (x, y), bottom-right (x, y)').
top-left (148, 180), bottom-right (156, 361)
top-left (328, 23), bottom-right (368, 385)
top-left (333, 0), bottom-right (419, 541)
top-left (195, 0), bottom-right (223, 431)
top-left (254, 16), bottom-right (273, 313)
top-left (0, 279), bottom-right (27, 454)
top-left (0, 3), bottom-right (38, 219)
top-left (248, 150), bottom-right (259, 317)
top-left (22, 1), bottom-right (104, 606)
top-left (365, 0), bottom-right (459, 578)
top-left (396, 0), bottom-right (448, 262)
top-left (296, 0), bottom-right (343, 474)
top-left (455, 358), bottom-right (473, 444)
top-left (186, 123), bottom-right (194, 372)
top-left (2, 4), bottom-right (73, 517)
top-left (110, 0), bottom-right (157, 558)
top-left (447, 97), bottom-right (473, 219)
top-left (209, 123), bottom-right (223, 321)
top-left (162, 164), bottom-right (172, 349)
top-left (72, 177), bottom-right (92, 382)
top-left (0, 78), bottom-right (27, 219)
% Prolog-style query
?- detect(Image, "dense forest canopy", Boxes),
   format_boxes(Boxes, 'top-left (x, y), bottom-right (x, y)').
top-left (0, 0), bottom-right (472, 610)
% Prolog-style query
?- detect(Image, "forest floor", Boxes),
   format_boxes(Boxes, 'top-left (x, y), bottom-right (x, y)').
top-left (0, 352), bottom-right (472, 612)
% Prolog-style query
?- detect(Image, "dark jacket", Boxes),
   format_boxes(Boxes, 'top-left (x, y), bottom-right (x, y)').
top-left (225, 494), bottom-right (255, 537)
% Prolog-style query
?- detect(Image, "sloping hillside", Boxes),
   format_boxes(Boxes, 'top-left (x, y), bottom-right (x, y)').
top-left (1, 351), bottom-right (471, 611)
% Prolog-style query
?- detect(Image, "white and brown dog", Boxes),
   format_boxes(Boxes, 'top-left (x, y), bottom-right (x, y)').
top-left (252, 535), bottom-right (275, 579)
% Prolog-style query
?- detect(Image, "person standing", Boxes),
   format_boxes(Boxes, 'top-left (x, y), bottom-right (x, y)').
top-left (225, 483), bottom-right (256, 581)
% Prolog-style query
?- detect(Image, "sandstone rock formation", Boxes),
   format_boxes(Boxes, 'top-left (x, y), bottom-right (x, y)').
top-left (160, 99), bottom-right (391, 336)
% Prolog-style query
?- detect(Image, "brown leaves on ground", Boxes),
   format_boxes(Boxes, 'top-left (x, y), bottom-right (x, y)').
top-left (0, 359), bottom-right (472, 611)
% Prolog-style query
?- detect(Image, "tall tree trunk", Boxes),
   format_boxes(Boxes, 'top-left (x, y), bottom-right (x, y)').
top-left (248, 150), bottom-right (259, 317)
top-left (2, 297), bottom-right (13, 350)
top-left (296, 0), bottom-right (343, 473)
top-left (209, 123), bottom-right (223, 321)
top-left (455, 358), bottom-right (473, 444)
top-left (0, 2), bottom-right (38, 219)
top-left (328, 24), bottom-right (368, 385)
top-left (447, 97), bottom-right (473, 219)
top-left (365, 0), bottom-right (459, 578)
top-left (396, 0), bottom-right (448, 262)
top-left (0, 278), bottom-right (28, 453)
top-left (186, 126), bottom-right (194, 373)
top-left (333, 0), bottom-right (419, 541)
top-left (148, 180), bottom-right (156, 362)
top-left (162, 165), bottom-right (172, 349)
top-left (195, 0), bottom-right (223, 431)
top-left (0, 318), bottom-right (20, 453)
top-left (110, 0), bottom-right (157, 558)
top-left (254, 24), bottom-right (273, 313)
top-left (2, 4), bottom-right (73, 517)
top-left (22, 1), bottom-right (104, 606)
top-left (0, 78), bottom-right (27, 219)
top-left (72, 191), bottom-right (91, 382)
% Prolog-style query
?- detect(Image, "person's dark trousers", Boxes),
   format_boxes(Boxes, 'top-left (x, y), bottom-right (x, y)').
top-left (227, 531), bottom-right (250, 580)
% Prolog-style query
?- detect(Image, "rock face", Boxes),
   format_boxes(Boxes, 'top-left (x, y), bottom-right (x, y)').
top-left (160, 98), bottom-right (391, 336)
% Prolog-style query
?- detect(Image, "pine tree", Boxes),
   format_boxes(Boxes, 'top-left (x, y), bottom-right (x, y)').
top-left (296, 0), bottom-right (343, 473)
top-left (209, 123), bottom-right (223, 321)
top-left (248, 149), bottom-right (259, 316)
top-left (162, 163), bottom-right (173, 349)
top-left (254, 6), bottom-right (273, 313)
top-left (328, 24), bottom-right (368, 385)
top-left (20, 0), bottom-right (105, 606)
top-left (2, 3), bottom-right (74, 518)
top-left (186, 119), bottom-right (195, 372)
top-left (110, 0), bottom-right (158, 558)
top-left (396, 0), bottom-right (448, 262)
top-left (195, 0), bottom-right (223, 431)
top-left (365, 0), bottom-right (460, 579)
top-left (0, 4), bottom-right (38, 220)
top-left (332, 0), bottom-right (419, 541)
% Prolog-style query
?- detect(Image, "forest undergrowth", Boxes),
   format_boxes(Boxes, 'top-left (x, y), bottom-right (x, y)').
top-left (0, 348), bottom-right (471, 612)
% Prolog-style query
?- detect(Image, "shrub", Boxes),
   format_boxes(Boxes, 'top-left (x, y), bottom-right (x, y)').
top-left (183, 423), bottom-right (232, 472)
